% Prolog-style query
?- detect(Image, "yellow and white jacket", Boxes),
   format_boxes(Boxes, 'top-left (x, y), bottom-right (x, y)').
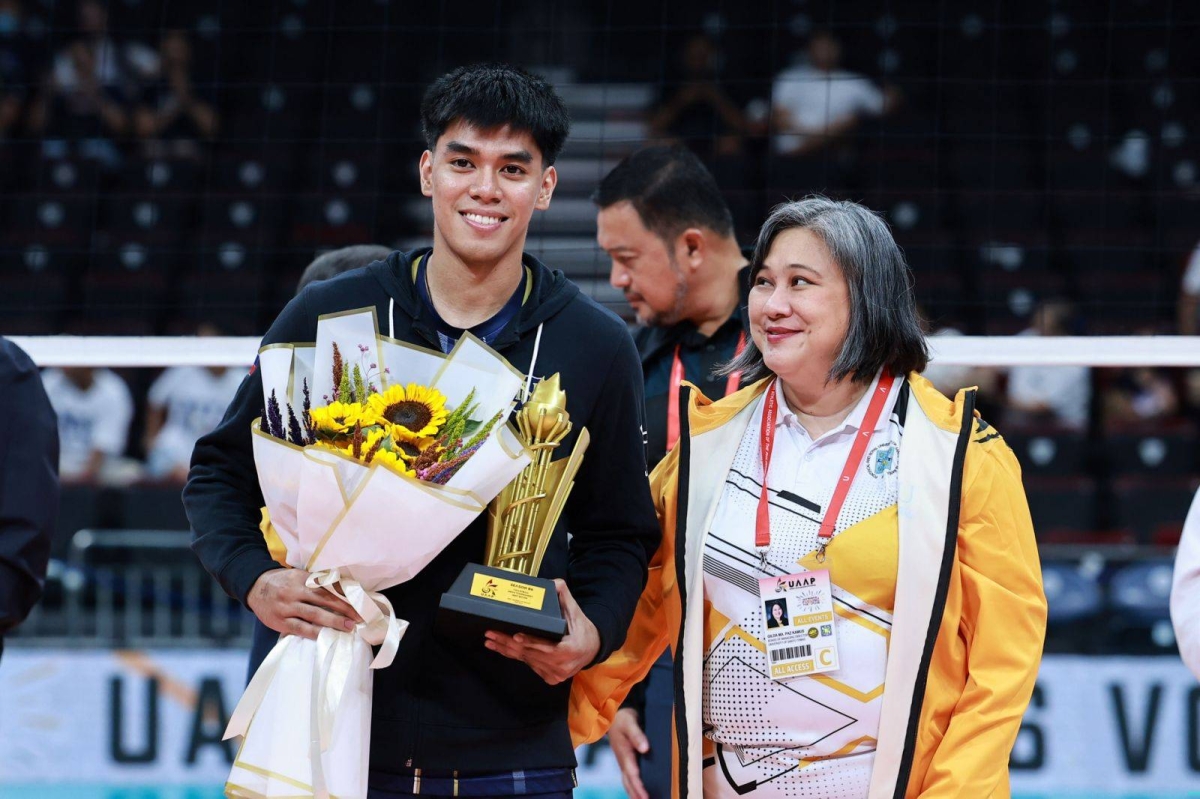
top-left (570, 373), bottom-right (1047, 799)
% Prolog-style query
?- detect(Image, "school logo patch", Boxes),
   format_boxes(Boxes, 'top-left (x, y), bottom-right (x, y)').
top-left (867, 443), bottom-right (898, 477)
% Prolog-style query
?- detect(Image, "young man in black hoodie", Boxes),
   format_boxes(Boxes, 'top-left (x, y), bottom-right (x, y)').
top-left (184, 64), bottom-right (660, 797)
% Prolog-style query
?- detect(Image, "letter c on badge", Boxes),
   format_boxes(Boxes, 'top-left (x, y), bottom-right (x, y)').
top-left (819, 649), bottom-right (834, 667)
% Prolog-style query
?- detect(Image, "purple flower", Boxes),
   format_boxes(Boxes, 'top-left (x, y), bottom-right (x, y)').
top-left (286, 404), bottom-right (306, 446)
top-left (266, 390), bottom-right (285, 440)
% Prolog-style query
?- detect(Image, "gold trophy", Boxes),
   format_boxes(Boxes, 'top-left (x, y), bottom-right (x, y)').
top-left (438, 374), bottom-right (589, 642)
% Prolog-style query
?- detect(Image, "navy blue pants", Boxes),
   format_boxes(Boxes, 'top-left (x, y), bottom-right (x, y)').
top-left (639, 652), bottom-right (674, 799)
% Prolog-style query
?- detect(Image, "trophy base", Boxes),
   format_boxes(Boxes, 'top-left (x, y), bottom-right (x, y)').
top-left (438, 564), bottom-right (568, 643)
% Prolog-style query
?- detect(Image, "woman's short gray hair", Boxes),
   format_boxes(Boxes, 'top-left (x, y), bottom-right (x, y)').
top-left (722, 196), bottom-right (928, 384)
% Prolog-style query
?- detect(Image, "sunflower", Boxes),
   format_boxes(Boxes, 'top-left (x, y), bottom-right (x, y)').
top-left (308, 401), bottom-right (366, 435)
top-left (366, 384), bottom-right (448, 438)
top-left (375, 450), bottom-right (415, 477)
top-left (352, 428), bottom-right (415, 476)
top-left (390, 434), bottom-right (437, 462)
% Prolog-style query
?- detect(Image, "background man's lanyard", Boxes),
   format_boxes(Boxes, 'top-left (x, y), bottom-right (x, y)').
top-left (756, 373), bottom-right (897, 569)
top-left (666, 330), bottom-right (746, 451)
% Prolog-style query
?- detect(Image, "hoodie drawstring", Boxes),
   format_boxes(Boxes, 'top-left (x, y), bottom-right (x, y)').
top-left (523, 323), bottom-right (544, 402)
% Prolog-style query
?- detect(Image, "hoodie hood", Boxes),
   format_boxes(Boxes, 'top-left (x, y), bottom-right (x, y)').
top-left (369, 247), bottom-right (581, 350)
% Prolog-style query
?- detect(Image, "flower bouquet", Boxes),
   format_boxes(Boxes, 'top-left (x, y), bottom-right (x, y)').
top-left (222, 307), bottom-right (532, 799)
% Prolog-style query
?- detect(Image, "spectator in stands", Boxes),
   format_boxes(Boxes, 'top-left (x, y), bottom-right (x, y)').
top-left (1103, 367), bottom-right (1179, 427)
top-left (1005, 300), bottom-right (1091, 431)
top-left (649, 34), bottom-right (758, 239)
top-left (27, 41), bottom-right (130, 165)
top-left (28, 0), bottom-right (156, 164)
top-left (0, 337), bottom-right (58, 662)
top-left (133, 29), bottom-right (217, 157)
top-left (296, 243), bottom-right (393, 294)
top-left (144, 323), bottom-right (245, 484)
top-left (769, 30), bottom-right (898, 158)
top-left (50, 0), bottom-right (156, 97)
top-left (40, 365), bottom-right (134, 484)
top-left (0, 0), bottom-right (29, 140)
top-left (648, 35), bottom-right (746, 160)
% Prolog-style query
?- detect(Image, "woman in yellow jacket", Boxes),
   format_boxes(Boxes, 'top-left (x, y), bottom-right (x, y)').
top-left (568, 197), bottom-right (1046, 798)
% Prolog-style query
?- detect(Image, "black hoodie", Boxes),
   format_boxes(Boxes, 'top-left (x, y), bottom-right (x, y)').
top-left (0, 338), bottom-right (58, 661)
top-left (184, 248), bottom-right (660, 772)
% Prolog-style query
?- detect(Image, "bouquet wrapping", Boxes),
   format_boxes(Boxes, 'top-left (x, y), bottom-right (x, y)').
top-left (222, 308), bottom-right (531, 799)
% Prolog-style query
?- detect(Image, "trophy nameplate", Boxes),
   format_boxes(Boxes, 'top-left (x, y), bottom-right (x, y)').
top-left (438, 374), bottom-right (588, 643)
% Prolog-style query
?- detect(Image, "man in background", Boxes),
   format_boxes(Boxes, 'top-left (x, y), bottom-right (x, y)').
top-left (0, 337), bottom-right (58, 661)
top-left (594, 144), bottom-right (750, 799)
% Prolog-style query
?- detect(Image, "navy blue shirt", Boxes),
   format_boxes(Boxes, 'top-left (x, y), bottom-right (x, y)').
top-left (415, 254), bottom-right (528, 354)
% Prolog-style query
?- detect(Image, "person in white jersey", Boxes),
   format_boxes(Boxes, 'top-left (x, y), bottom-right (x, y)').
top-left (568, 197), bottom-right (1046, 798)
top-left (41, 365), bottom-right (134, 483)
top-left (770, 31), bottom-right (897, 157)
top-left (144, 322), bottom-right (245, 482)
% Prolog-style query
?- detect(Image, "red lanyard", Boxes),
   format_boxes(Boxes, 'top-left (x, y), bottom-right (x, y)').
top-left (756, 373), bottom-right (897, 563)
top-left (665, 330), bottom-right (746, 452)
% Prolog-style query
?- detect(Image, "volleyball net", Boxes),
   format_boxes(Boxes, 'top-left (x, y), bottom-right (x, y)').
top-left (12, 334), bottom-right (1200, 368)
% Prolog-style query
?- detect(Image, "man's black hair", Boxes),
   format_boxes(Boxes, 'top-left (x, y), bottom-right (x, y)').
top-left (592, 145), bottom-right (735, 242)
top-left (420, 63), bottom-right (571, 166)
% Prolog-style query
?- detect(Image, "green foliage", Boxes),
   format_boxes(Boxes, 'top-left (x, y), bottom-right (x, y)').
top-left (352, 365), bottom-right (366, 404)
top-left (462, 411), bottom-right (502, 451)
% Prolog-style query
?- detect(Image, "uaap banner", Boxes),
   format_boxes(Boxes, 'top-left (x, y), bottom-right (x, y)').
top-left (0, 648), bottom-right (624, 795)
top-left (1, 650), bottom-right (1199, 794)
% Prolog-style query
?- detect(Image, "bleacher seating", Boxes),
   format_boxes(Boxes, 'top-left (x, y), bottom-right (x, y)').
top-left (1112, 476), bottom-right (1199, 546)
top-left (0, 3), bottom-right (1187, 346)
top-left (1025, 476), bottom-right (1101, 535)
top-left (1107, 559), bottom-right (1177, 653)
top-left (0, 0), bottom-right (1195, 560)
top-left (1041, 561), bottom-right (1104, 652)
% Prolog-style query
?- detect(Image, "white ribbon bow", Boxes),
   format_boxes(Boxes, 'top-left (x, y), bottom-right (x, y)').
top-left (224, 569), bottom-right (408, 753)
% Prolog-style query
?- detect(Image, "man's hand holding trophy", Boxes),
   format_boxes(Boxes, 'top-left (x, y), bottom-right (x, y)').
top-left (437, 373), bottom-right (599, 682)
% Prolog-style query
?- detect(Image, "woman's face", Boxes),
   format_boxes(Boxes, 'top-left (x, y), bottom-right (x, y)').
top-left (748, 227), bottom-right (851, 387)
top-left (771, 603), bottom-right (784, 622)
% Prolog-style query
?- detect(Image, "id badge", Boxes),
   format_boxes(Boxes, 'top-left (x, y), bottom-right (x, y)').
top-left (758, 570), bottom-right (840, 680)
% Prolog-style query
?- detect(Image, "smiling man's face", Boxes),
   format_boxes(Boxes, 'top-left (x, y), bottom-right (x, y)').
top-left (419, 121), bottom-right (557, 270)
